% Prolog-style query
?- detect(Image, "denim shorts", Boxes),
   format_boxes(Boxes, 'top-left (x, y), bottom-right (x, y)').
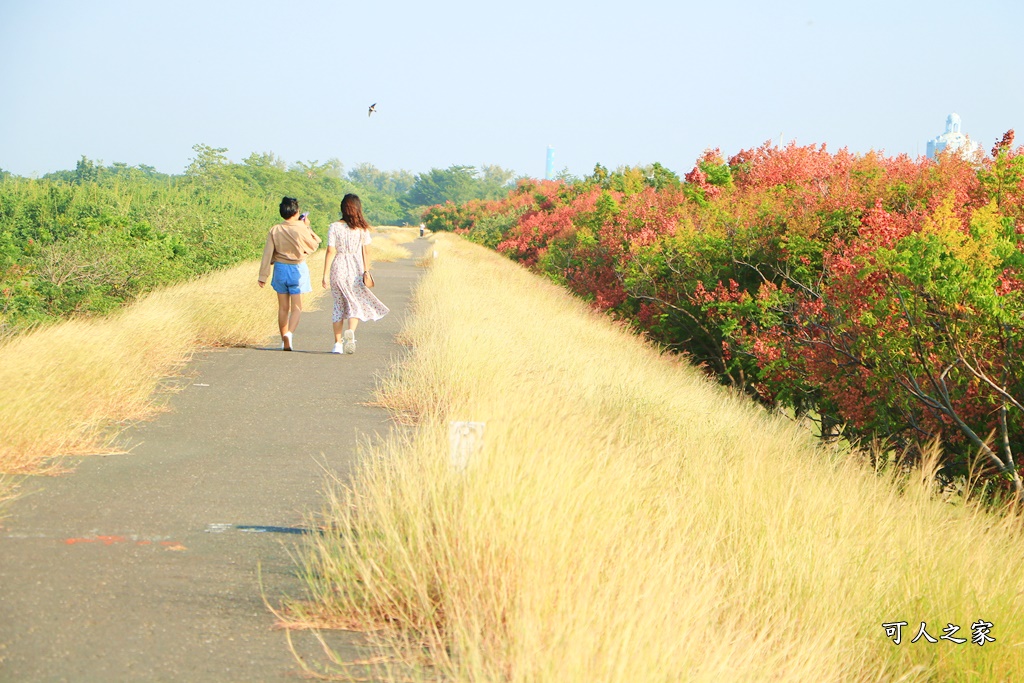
top-left (270, 262), bottom-right (311, 295)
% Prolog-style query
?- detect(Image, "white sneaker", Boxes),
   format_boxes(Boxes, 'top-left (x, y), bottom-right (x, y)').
top-left (343, 329), bottom-right (356, 354)
top-left (332, 342), bottom-right (343, 354)
top-left (282, 332), bottom-right (293, 351)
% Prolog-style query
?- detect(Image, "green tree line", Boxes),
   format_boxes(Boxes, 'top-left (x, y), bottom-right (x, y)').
top-left (0, 145), bottom-right (514, 334)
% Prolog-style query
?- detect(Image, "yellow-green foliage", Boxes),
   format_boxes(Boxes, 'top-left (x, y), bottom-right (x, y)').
top-left (0, 259), bottom-right (327, 474)
top-left (298, 234), bottom-right (1024, 682)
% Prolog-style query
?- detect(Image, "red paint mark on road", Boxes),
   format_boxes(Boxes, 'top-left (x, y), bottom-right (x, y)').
top-left (97, 535), bottom-right (126, 545)
top-left (64, 535), bottom-right (127, 545)
top-left (160, 541), bottom-right (187, 551)
top-left (63, 535), bottom-right (180, 548)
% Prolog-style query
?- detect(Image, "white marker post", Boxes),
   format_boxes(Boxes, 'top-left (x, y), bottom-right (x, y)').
top-left (449, 421), bottom-right (485, 472)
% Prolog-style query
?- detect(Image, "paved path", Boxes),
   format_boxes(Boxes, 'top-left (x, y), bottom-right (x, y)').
top-left (0, 240), bottom-right (428, 682)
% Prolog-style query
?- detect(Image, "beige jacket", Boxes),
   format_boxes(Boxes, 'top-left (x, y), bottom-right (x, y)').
top-left (258, 219), bottom-right (322, 282)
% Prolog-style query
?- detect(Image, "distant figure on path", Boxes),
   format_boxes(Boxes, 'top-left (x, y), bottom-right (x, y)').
top-left (322, 194), bottom-right (389, 354)
top-left (258, 197), bottom-right (321, 351)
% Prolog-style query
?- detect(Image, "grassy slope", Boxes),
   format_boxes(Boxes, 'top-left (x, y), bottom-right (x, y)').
top-left (297, 234), bottom-right (1024, 682)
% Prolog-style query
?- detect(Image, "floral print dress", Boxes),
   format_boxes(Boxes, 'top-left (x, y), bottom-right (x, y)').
top-left (328, 221), bottom-right (390, 323)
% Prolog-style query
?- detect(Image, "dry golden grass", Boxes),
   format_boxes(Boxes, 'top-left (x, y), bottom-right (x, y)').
top-left (373, 226), bottom-right (420, 243)
top-left (0, 258), bottom-right (328, 474)
top-left (368, 229), bottom-right (415, 262)
top-left (295, 234), bottom-right (1024, 682)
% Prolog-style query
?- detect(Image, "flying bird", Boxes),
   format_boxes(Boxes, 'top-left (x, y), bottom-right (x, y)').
top-left (368, 103), bottom-right (377, 117)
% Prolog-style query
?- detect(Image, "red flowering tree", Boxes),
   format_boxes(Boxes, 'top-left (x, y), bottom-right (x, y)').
top-left (424, 137), bottom-right (1024, 498)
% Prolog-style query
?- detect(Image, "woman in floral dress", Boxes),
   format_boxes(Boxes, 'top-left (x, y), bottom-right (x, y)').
top-left (321, 194), bottom-right (390, 354)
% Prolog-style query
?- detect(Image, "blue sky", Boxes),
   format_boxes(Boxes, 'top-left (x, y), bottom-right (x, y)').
top-left (1, 0), bottom-right (1021, 179)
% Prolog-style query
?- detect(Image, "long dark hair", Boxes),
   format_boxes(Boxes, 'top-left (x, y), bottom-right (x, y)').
top-left (340, 194), bottom-right (371, 230)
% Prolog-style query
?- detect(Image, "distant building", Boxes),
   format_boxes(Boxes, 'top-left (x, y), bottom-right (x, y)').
top-left (545, 146), bottom-right (555, 180)
top-left (926, 113), bottom-right (981, 160)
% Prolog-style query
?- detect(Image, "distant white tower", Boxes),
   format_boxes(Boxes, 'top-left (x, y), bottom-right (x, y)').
top-left (926, 113), bottom-right (981, 160)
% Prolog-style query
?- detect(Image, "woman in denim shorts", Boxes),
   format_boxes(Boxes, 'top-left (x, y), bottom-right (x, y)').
top-left (258, 197), bottom-right (322, 350)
